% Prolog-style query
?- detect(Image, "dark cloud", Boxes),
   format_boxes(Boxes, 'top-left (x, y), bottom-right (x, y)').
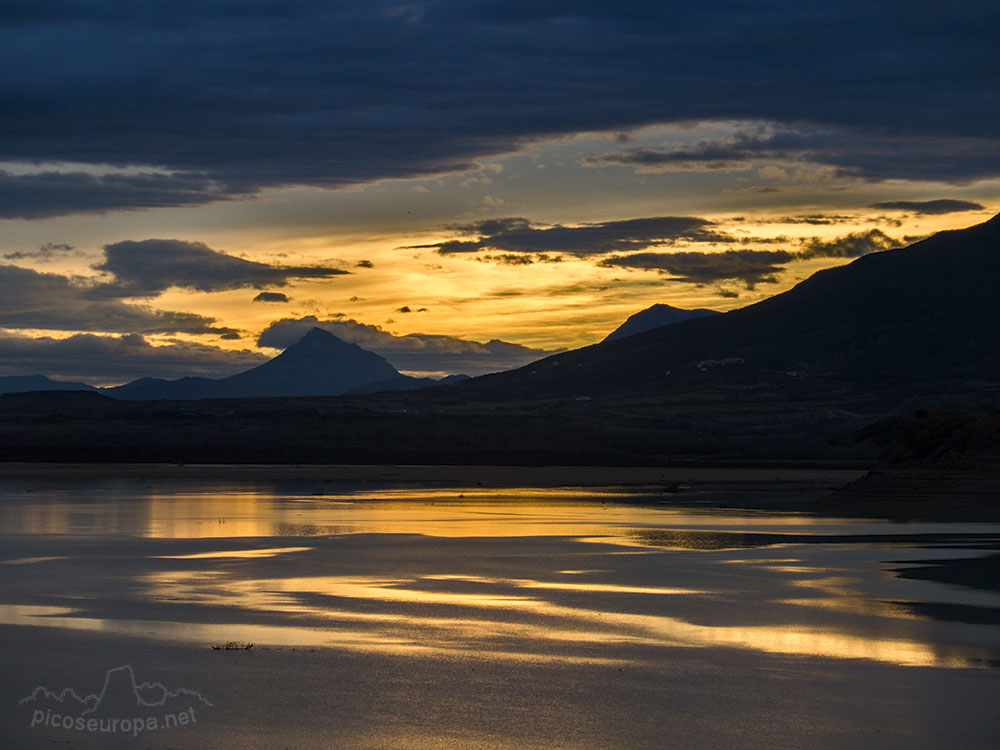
top-left (737, 235), bottom-right (789, 245)
top-left (0, 170), bottom-right (249, 219)
top-left (584, 146), bottom-right (751, 171)
top-left (257, 316), bottom-right (558, 376)
top-left (3, 242), bottom-right (79, 262)
top-left (868, 199), bottom-right (986, 215)
top-left (544, 282), bottom-right (614, 297)
top-left (798, 229), bottom-right (903, 259)
top-left (396, 306), bottom-right (413, 313)
top-left (586, 124), bottom-right (1000, 183)
top-left (584, 124), bottom-right (824, 171)
top-left (0, 264), bottom-right (236, 335)
top-left (0, 331), bottom-right (266, 386)
top-left (598, 250), bottom-right (795, 288)
top-left (477, 253), bottom-right (537, 266)
top-left (414, 216), bottom-right (732, 257)
top-left (252, 291), bottom-right (290, 303)
top-left (771, 214), bottom-right (858, 225)
top-left (475, 253), bottom-right (563, 266)
top-left (4, 2), bottom-right (996, 217)
top-left (93, 239), bottom-right (348, 296)
top-left (355, 260), bottom-right (374, 268)
top-left (595, 227), bottom-right (910, 286)
top-left (768, 214), bottom-right (903, 228)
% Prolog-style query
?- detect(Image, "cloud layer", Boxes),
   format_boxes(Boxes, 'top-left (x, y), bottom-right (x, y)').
top-left (0, 265), bottom-right (235, 335)
top-left (422, 214), bottom-right (911, 288)
top-left (584, 123), bottom-right (1000, 183)
top-left (415, 217), bottom-right (732, 256)
top-left (93, 239), bottom-right (348, 296)
top-left (0, 237), bottom-right (351, 338)
top-left (598, 250), bottom-right (795, 288)
top-left (798, 230), bottom-right (903, 259)
top-left (3, 3), bottom-right (998, 216)
top-left (0, 170), bottom-right (248, 219)
top-left (0, 332), bottom-right (267, 385)
top-left (868, 199), bottom-right (985, 215)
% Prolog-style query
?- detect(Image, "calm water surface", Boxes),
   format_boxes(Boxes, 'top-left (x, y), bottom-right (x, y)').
top-left (1, 478), bottom-right (998, 749)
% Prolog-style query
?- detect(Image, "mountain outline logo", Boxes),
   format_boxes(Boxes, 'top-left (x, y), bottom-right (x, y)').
top-left (19, 665), bottom-right (211, 737)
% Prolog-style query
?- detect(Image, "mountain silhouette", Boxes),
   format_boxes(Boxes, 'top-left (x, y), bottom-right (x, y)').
top-left (0, 375), bottom-right (96, 395)
top-left (2, 216), bottom-right (997, 464)
top-left (218, 327), bottom-right (399, 397)
top-left (603, 303), bottom-right (718, 342)
top-left (106, 327), bottom-right (400, 399)
top-left (469, 213), bottom-right (1000, 397)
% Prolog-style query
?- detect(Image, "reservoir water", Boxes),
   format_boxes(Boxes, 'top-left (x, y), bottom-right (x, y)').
top-left (1, 474), bottom-right (998, 748)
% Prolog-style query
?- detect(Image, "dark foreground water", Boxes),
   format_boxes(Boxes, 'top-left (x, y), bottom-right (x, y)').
top-left (1, 477), bottom-right (998, 749)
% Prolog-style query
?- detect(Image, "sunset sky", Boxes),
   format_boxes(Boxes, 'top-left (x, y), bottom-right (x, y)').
top-left (1, 2), bottom-right (997, 384)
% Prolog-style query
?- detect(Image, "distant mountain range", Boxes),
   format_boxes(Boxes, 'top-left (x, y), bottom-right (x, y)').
top-left (0, 302), bottom-right (714, 402)
top-left (2, 215), bottom-right (997, 465)
top-left (0, 328), bottom-right (470, 400)
top-left (0, 375), bottom-right (97, 395)
top-left (104, 328), bottom-right (402, 400)
top-left (603, 303), bottom-right (718, 342)
top-left (3, 214), bottom-right (997, 408)
top-left (471, 213), bottom-right (1000, 398)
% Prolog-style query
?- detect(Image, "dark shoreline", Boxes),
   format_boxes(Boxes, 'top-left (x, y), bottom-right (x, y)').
top-left (0, 461), bottom-right (867, 487)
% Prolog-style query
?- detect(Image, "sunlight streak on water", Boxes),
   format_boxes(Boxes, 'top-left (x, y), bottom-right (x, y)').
top-left (155, 547), bottom-right (312, 559)
top-left (1, 482), bottom-right (999, 672)
top-left (0, 484), bottom-right (922, 539)
top-left (4, 569), bottom-right (996, 669)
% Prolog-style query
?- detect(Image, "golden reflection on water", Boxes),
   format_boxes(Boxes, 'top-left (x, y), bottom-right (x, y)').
top-left (423, 574), bottom-right (703, 596)
top-left (145, 492), bottom-right (294, 538)
top-left (155, 546), bottom-right (312, 559)
top-left (0, 556), bottom-right (68, 565)
top-left (125, 569), bottom-right (996, 669)
top-left (3, 485), bottom-right (999, 671)
top-left (781, 596), bottom-right (924, 620)
top-left (0, 604), bottom-right (76, 621)
top-left (0, 602), bottom-right (634, 665)
top-left (0, 485), bottom-right (862, 539)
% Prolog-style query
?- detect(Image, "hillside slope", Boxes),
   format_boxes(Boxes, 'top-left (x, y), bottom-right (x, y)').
top-left (469, 214), bottom-right (1000, 398)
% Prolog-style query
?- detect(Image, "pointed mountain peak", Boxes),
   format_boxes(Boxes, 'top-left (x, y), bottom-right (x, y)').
top-left (295, 326), bottom-right (346, 347)
top-left (302, 326), bottom-right (335, 339)
top-left (213, 324), bottom-right (399, 397)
